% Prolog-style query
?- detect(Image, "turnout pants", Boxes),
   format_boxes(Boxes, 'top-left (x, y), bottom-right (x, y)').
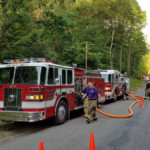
top-left (84, 98), bottom-right (89, 117)
top-left (145, 89), bottom-right (150, 98)
top-left (88, 100), bottom-right (97, 119)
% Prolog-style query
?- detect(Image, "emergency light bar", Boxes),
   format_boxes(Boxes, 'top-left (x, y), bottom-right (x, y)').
top-left (4, 58), bottom-right (46, 64)
top-left (100, 70), bottom-right (108, 72)
top-left (85, 70), bottom-right (99, 74)
top-left (72, 63), bottom-right (77, 68)
top-left (84, 70), bottom-right (100, 77)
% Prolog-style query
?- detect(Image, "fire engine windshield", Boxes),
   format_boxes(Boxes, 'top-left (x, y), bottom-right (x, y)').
top-left (101, 74), bottom-right (111, 83)
top-left (14, 66), bottom-right (46, 85)
top-left (0, 67), bottom-right (14, 85)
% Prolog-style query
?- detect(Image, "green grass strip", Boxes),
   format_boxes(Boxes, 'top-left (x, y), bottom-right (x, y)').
top-left (130, 77), bottom-right (145, 92)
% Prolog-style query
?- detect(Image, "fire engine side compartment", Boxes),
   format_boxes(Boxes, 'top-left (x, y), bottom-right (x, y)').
top-left (74, 68), bottom-right (84, 108)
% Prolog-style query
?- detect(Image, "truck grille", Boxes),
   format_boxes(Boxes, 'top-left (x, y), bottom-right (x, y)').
top-left (4, 88), bottom-right (22, 111)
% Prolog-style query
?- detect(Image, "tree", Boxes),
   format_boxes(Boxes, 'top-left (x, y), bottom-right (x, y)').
top-left (0, 0), bottom-right (149, 77)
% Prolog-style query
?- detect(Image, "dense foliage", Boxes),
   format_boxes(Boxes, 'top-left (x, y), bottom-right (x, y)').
top-left (0, 0), bottom-right (149, 78)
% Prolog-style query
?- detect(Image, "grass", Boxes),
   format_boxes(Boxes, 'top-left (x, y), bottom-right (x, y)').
top-left (0, 122), bottom-right (12, 137)
top-left (0, 122), bottom-right (20, 139)
top-left (130, 77), bottom-right (145, 92)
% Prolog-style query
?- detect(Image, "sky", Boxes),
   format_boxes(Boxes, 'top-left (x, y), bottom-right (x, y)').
top-left (137, 0), bottom-right (150, 44)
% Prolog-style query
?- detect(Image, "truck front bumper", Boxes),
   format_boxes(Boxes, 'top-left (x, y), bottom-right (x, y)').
top-left (0, 111), bottom-right (46, 122)
top-left (105, 92), bottom-right (113, 99)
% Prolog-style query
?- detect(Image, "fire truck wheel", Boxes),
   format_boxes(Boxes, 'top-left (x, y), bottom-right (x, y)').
top-left (55, 101), bottom-right (68, 125)
top-left (113, 92), bottom-right (118, 102)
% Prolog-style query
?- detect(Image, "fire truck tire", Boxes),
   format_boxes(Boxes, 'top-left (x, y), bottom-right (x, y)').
top-left (113, 92), bottom-right (117, 102)
top-left (55, 101), bottom-right (68, 125)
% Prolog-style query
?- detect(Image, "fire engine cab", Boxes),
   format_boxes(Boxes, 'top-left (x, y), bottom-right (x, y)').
top-left (100, 70), bottom-right (122, 101)
top-left (0, 58), bottom-right (105, 124)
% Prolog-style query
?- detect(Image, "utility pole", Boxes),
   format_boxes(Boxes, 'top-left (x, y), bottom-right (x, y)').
top-left (85, 41), bottom-right (88, 70)
top-left (120, 46), bottom-right (122, 72)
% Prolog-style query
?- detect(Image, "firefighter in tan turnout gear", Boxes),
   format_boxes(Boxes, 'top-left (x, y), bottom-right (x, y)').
top-left (82, 82), bottom-right (91, 118)
top-left (82, 82), bottom-right (103, 123)
top-left (145, 80), bottom-right (150, 100)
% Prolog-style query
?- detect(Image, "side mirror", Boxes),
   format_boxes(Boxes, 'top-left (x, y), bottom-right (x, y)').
top-left (54, 78), bottom-right (59, 84)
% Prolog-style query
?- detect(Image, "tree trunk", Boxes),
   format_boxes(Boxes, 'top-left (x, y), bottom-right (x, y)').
top-left (110, 26), bottom-right (115, 69)
top-left (127, 51), bottom-right (131, 77)
top-left (13, 0), bottom-right (23, 12)
top-left (0, 0), bottom-right (9, 39)
top-left (110, 24), bottom-right (117, 69)
top-left (120, 46), bottom-right (123, 72)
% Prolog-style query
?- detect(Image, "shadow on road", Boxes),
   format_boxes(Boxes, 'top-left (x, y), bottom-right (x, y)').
top-left (0, 109), bottom-right (85, 143)
top-left (102, 96), bottom-right (123, 105)
top-left (0, 97), bottom-right (125, 142)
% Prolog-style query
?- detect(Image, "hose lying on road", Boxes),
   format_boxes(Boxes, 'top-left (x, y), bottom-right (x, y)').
top-left (96, 85), bottom-right (144, 118)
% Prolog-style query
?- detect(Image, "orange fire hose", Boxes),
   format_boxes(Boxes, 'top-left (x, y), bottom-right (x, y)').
top-left (96, 85), bottom-right (144, 118)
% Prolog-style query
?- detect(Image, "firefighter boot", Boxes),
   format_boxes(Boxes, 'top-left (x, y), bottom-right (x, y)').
top-left (83, 114), bottom-right (88, 118)
top-left (93, 111), bottom-right (98, 121)
top-left (86, 115), bottom-right (92, 123)
top-left (93, 116), bottom-right (98, 121)
top-left (145, 96), bottom-right (148, 100)
top-left (126, 96), bottom-right (129, 100)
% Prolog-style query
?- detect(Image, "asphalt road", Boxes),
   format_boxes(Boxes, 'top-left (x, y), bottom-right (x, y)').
top-left (1, 85), bottom-right (150, 150)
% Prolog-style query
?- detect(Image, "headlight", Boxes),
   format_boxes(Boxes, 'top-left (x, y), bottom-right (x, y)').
top-left (40, 95), bottom-right (43, 99)
top-left (105, 87), bottom-right (111, 90)
top-left (30, 96), bottom-right (34, 100)
top-left (26, 95), bottom-right (44, 100)
top-left (35, 95), bottom-right (39, 100)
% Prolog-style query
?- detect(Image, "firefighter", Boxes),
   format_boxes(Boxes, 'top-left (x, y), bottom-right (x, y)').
top-left (82, 82), bottom-right (91, 118)
top-left (82, 82), bottom-right (103, 123)
top-left (145, 80), bottom-right (150, 100)
top-left (121, 78), bottom-right (124, 87)
top-left (122, 82), bottom-right (128, 100)
top-left (145, 75), bottom-right (149, 83)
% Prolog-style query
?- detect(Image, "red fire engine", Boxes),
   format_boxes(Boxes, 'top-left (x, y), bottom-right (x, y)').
top-left (0, 58), bottom-right (105, 124)
top-left (100, 70), bottom-right (123, 101)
